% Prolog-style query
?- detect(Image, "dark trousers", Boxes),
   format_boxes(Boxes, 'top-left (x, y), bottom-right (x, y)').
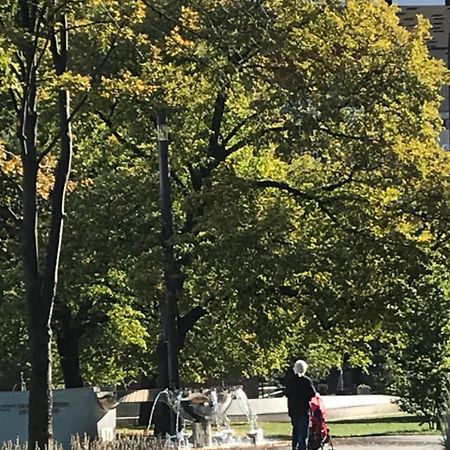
top-left (290, 413), bottom-right (310, 450)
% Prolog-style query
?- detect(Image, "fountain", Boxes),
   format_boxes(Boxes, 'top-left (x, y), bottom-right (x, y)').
top-left (146, 386), bottom-right (263, 448)
top-left (232, 387), bottom-right (263, 445)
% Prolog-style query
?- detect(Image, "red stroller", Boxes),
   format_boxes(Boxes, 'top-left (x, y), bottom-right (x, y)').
top-left (308, 394), bottom-right (334, 450)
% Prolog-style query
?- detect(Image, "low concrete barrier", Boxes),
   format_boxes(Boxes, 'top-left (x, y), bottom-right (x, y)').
top-left (226, 395), bottom-right (401, 422)
top-left (116, 393), bottom-right (402, 425)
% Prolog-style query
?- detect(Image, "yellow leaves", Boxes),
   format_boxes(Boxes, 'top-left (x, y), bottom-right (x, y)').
top-left (169, 26), bottom-right (195, 54)
top-left (38, 70), bottom-right (92, 102)
top-left (417, 230), bottom-right (432, 243)
top-left (413, 15), bottom-right (433, 44)
top-left (87, 0), bottom-right (147, 24)
top-left (106, 134), bottom-right (119, 146)
top-left (107, 304), bottom-right (148, 349)
top-left (44, 72), bottom-right (91, 100)
top-left (382, 187), bottom-right (401, 205)
top-left (59, 72), bottom-right (91, 92)
top-left (0, 144), bottom-right (77, 199)
top-left (395, 218), bottom-right (431, 244)
top-left (37, 154), bottom-right (77, 198)
top-left (167, 27), bottom-right (195, 58)
top-left (179, 6), bottom-right (200, 31)
top-left (0, 144), bottom-right (20, 176)
top-left (166, 6), bottom-right (199, 56)
top-left (346, 0), bottom-right (404, 40)
top-left (408, 42), bottom-right (447, 88)
top-left (314, 271), bottom-right (332, 288)
top-left (133, 2), bottom-right (147, 22)
top-left (393, 136), bottom-right (446, 181)
top-left (135, 31), bottom-right (151, 49)
top-left (148, 43), bottom-right (162, 64)
top-left (0, 40), bottom-right (16, 93)
top-left (396, 219), bottom-right (415, 237)
top-left (230, 144), bottom-right (288, 181)
top-left (100, 71), bottom-right (156, 100)
top-left (241, 332), bottom-right (256, 343)
top-left (36, 155), bottom-right (56, 199)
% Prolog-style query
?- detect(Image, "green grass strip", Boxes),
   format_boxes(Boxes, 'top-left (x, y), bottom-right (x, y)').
top-left (231, 415), bottom-right (438, 438)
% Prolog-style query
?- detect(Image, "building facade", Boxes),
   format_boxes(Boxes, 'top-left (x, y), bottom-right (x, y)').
top-left (395, 1), bottom-right (450, 147)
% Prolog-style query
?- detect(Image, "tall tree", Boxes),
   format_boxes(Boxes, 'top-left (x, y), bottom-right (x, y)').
top-left (72, 0), bottom-right (450, 385)
top-left (2, 0), bottom-right (449, 416)
top-left (132, 0), bottom-right (450, 379)
top-left (0, 1), bottom-right (74, 446)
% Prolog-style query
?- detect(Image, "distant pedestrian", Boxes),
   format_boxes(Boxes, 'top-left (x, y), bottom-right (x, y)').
top-left (284, 359), bottom-right (316, 450)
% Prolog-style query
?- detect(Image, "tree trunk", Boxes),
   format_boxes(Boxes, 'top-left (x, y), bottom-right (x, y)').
top-left (18, 9), bottom-right (73, 448)
top-left (45, 12), bottom-right (74, 388)
top-left (20, 19), bottom-right (53, 445)
top-left (56, 327), bottom-right (83, 388)
top-left (27, 307), bottom-right (53, 449)
top-left (54, 303), bottom-right (84, 389)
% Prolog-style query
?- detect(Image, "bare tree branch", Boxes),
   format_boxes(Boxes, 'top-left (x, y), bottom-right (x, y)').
top-left (139, 0), bottom-right (190, 31)
top-left (255, 179), bottom-right (317, 201)
top-left (65, 19), bottom-right (114, 32)
top-left (8, 89), bottom-right (21, 115)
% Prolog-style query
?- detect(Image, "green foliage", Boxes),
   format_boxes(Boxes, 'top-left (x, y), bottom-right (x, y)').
top-left (441, 409), bottom-right (450, 450)
top-left (57, 0), bottom-right (450, 385)
top-left (389, 266), bottom-right (450, 428)
top-left (55, 133), bottom-right (162, 385)
top-left (1, 0), bottom-right (450, 396)
top-left (125, 0), bottom-right (450, 383)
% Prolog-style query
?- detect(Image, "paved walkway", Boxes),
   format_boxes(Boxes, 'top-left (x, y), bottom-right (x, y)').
top-left (267, 435), bottom-right (442, 450)
top-left (329, 435), bottom-right (441, 449)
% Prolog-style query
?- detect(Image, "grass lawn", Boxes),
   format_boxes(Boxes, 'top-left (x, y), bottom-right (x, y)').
top-left (231, 415), bottom-right (437, 438)
top-left (325, 416), bottom-right (437, 437)
top-left (119, 415), bottom-right (438, 439)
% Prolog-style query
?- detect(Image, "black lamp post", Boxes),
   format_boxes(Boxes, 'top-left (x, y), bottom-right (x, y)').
top-left (157, 111), bottom-right (179, 392)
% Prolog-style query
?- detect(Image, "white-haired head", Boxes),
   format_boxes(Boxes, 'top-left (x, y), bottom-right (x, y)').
top-left (293, 359), bottom-right (308, 376)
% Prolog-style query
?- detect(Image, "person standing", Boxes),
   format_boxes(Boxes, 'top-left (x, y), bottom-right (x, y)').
top-left (284, 359), bottom-right (316, 450)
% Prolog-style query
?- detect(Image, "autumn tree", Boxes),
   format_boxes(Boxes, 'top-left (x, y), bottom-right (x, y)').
top-left (1, 2), bottom-right (450, 434)
top-left (125, 0), bottom-right (450, 379)
top-left (0, 0), bottom-right (115, 445)
top-left (61, 0), bottom-right (450, 386)
top-left (0, 1), bottom-right (75, 446)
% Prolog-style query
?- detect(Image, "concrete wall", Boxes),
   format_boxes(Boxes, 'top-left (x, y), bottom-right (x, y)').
top-left (0, 388), bottom-right (116, 448)
top-left (226, 395), bottom-right (401, 422)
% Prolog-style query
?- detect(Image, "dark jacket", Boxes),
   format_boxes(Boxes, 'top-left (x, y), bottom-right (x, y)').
top-left (284, 372), bottom-right (316, 417)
